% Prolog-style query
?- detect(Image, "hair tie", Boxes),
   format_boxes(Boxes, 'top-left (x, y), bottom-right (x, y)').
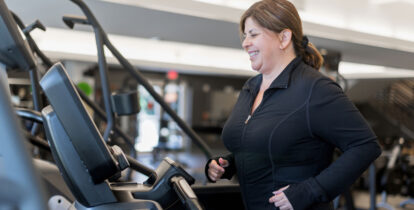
top-left (301, 36), bottom-right (309, 49)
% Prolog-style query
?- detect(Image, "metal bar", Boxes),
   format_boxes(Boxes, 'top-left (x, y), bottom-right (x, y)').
top-left (94, 27), bottom-right (114, 141)
top-left (11, 12), bottom-right (53, 68)
top-left (28, 68), bottom-right (42, 111)
top-left (24, 131), bottom-right (50, 152)
top-left (126, 155), bottom-right (156, 179)
top-left (15, 108), bottom-right (43, 123)
top-left (29, 68), bottom-right (42, 135)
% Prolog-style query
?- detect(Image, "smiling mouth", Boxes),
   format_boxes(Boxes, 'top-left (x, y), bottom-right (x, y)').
top-left (249, 51), bottom-right (259, 57)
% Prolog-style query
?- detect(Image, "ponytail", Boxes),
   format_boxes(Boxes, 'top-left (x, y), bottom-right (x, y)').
top-left (303, 41), bottom-right (324, 70)
top-left (295, 35), bottom-right (324, 70)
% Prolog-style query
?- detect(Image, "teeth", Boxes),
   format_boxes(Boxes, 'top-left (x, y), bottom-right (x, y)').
top-left (249, 51), bottom-right (258, 57)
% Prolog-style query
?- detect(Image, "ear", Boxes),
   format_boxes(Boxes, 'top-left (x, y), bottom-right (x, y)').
top-left (279, 29), bottom-right (292, 49)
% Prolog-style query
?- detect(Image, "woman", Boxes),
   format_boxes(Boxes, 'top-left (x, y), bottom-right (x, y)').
top-left (205, 0), bottom-right (381, 209)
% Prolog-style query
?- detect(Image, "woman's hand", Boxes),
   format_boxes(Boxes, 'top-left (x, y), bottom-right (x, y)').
top-left (207, 158), bottom-right (229, 181)
top-left (269, 185), bottom-right (294, 210)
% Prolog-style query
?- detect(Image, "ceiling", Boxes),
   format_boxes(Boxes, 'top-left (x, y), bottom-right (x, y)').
top-left (4, 0), bottom-right (414, 75)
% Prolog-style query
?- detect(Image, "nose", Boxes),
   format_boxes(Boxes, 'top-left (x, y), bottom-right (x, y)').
top-left (242, 37), bottom-right (251, 50)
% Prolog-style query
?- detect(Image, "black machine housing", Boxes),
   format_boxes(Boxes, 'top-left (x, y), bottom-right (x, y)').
top-left (40, 63), bottom-right (201, 209)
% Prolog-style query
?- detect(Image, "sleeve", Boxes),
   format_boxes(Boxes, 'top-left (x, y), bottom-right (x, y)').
top-left (283, 78), bottom-right (382, 210)
top-left (204, 153), bottom-right (237, 183)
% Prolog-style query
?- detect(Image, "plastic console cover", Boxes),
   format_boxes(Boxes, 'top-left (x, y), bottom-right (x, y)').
top-left (40, 63), bottom-right (118, 184)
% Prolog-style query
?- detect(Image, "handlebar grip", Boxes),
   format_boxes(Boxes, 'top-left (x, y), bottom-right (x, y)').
top-left (170, 176), bottom-right (203, 210)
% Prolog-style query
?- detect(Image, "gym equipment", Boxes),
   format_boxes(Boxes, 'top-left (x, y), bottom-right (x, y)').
top-left (320, 48), bottom-right (348, 91)
top-left (10, 4), bottom-right (142, 182)
top-left (62, 0), bottom-right (212, 158)
top-left (0, 1), bottom-right (77, 206)
top-left (0, 0), bottom-right (44, 138)
top-left (0, 0), bottom-right (35, 72)
top-left (111, 90), bottom-right (140, 116)
top-left (376, 137), bottom-right (414, 210)
top-left (0, 0), bottom-right (33, 94)
top-left (4, 0), bottom-right (211, 166)
top-left (58, 0), bottom-right (245, 208)
top-left (11, 12), bottom-right (53, 68)
top-left (40, 63), bottom-right (203, 209)
top-left (0, 66), bottom-right (47, 210)
top-left (1, 0), bottom-right (241, 208)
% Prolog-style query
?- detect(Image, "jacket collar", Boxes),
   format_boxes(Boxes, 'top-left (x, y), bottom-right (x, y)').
top-left (243, 56), bottom-right (302, 92)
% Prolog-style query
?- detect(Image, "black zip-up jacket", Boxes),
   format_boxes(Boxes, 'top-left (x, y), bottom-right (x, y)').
top-left (205, 57), bottom-right (381, 210)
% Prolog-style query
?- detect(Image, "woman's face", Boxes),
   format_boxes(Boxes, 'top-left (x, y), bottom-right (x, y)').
top-left (242, 17), bottom-right (282, 74)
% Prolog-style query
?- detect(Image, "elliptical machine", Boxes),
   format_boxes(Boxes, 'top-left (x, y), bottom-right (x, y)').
top-left (0, 0), bottom-right (203, 208)
top-left (40, 62), bottom-right (203, 209)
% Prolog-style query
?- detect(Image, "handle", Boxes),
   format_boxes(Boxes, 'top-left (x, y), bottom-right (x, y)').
top-left (170, 176), bottom-right (203, 210)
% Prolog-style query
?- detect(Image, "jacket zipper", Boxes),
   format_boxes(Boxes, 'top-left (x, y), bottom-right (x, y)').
top-left (245, 90), bottom-right (272, 124)
top-left (244, 115), bottom-right (251, 124)
top-left (244, 88), bottom-right (256, 125)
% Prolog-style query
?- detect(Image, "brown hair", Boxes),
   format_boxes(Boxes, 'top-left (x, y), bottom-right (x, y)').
top-left (240, 0), bottom-right (323, 70)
